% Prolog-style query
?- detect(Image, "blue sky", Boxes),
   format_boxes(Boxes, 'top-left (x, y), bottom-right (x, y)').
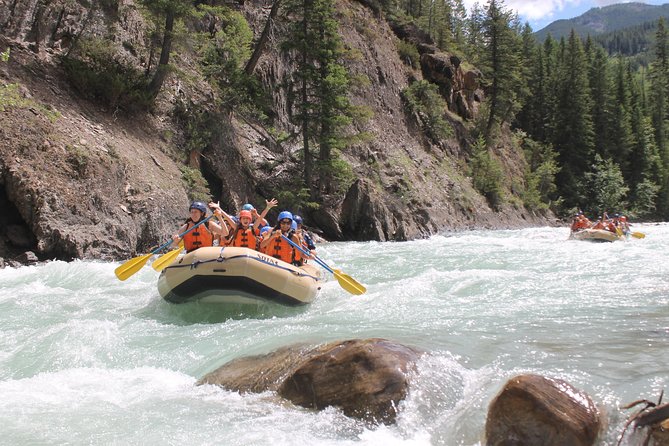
top-left (462, 0), bottom-right (667, 32)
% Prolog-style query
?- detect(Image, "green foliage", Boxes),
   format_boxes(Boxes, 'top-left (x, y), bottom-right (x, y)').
top-left (275, 188), bottom-right (320, 213)
top-left (521, 136), bottom-right (560, 210)
top-left (396, 40), bottom-right (420, 68)
top-left (401, 80), bottom-right (452, 142)
top-left (631, 178), bottom-right (660, 217)
top-left (1, 47), bottom-right (9, 62)
top-left (195, 5), bottom-right (266, 117)
top-left (581, 154), bottom-right (629, 215)
top-left (62, 37), bottom-right (151, 110)
top-left (469, 136), bottom-right (504, 208)
top-left (0, 83), bottom-right (61, 121)
top-left (179, 166), bottom-right (210, 202)
top-left (66, 144), bottom-right (90, 177)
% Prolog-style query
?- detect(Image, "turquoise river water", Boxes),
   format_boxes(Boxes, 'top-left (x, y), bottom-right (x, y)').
top-left (0, 224), bottom-right (667, 445)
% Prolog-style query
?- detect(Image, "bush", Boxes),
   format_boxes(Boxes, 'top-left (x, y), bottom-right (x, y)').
top-left (180, 166), bottom-right (210, 202)
top-left (396, 40), bottom-right (420, 68)
top-left (469, 137), bottom-right (503, 209)
top-left (62, 37), bottom-right (151, 110)
top-left (401, 80), bottom-right (452, 143)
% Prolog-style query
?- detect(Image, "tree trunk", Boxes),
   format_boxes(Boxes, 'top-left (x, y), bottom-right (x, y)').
top-left (245, 0), bottom-right (282, 75)
top-left (146, 9), bottom-right (175, 101)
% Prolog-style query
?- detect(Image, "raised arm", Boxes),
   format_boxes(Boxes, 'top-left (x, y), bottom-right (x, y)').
top-left (254, 198), bottom-right (278, 227)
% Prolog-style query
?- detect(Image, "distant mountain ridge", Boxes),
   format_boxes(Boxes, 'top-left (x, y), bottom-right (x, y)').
top-left (534, 2), bottom-right (669, 41)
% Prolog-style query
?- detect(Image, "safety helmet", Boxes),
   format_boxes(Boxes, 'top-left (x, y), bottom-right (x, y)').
top-left (239, 210), bottom-right (252, 219)
top-left (291, 220), bottom-right (297, 231)
top-left (242, 203), bottom-right (254, 211)
top-left (189, 201), bottom-right (207, 214)
top-left (277, 211), bottom-right (293, 223)
top-left (293, 215), bottom-right (303, 225)
top-left (260, 225), bottom-right (272, 235)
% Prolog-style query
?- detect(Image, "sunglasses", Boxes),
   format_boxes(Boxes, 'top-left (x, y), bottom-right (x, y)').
top-left (280, 220), bottom-right (292, 225)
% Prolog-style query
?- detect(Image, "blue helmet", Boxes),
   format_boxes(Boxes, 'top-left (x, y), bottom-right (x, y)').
top-left (189, 201), bottom-right (207, 214)
top-left (242, 203), bottom-right (254, 211)
top-left (291, 220), bottom-right (297, 231)
top-left (293, 215), bottom-right (303, 225)
top-left (277, 211), bottom-right (293, 223)
top-left (260, 225), bottom-right (272, 235)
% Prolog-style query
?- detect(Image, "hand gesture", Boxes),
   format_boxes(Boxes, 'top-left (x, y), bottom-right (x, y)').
top-left (265, 198), bottom-right (278, 209)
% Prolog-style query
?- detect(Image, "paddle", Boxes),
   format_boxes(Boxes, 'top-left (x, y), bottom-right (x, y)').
top-left (281, 235), bottom-right (366, 295)
top-left (631, 232), bottom-right (645, 239)
top-left (114, 214), bottom-right (215, 281)
top-left (152, 240), bottom-right (184, 272)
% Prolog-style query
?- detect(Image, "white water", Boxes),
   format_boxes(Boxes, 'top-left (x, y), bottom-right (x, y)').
top-left (0, 225), bottom-right (667, 445)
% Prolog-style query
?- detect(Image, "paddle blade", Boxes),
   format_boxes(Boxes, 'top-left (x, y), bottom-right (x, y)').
top-left (152, 246), bottom-right (182, 272)
top-left (114, 253), bottom-right (153, 281)
top-left (631, 232), bottom-right (645, 239)
top-left (333, 269), bottom-right (366, 295)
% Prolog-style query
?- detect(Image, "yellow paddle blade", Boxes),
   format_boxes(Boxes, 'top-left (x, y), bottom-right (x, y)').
top-left (333, 269), bottom-right (366, 295)
top-left (152, 244), bottom-right (183, 272)
top-left (114, 253), bottom-right (153, 281)
top-left (631, 232), bottom-right (645, 239)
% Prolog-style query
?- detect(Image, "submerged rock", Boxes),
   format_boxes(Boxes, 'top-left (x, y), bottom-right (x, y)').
top-left (198, 338), bottom-right (422, 423)
top-left (485, 374), bottom-right (601, 446)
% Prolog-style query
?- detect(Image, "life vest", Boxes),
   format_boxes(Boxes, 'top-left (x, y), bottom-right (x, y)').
top-left (183, 220), bottom-right (214, 253)
top-left (227, 226), bottom-right (260, 250)
top-left (269, 230), bottom-right (302, 265)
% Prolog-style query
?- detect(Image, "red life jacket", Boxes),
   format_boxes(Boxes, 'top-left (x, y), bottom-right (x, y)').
top-left (227, 226), bottom-right (260, 250)
top-left (269, 231), bottom-right (302, 265)
top-left (183, 220), bottom-right (214, 253)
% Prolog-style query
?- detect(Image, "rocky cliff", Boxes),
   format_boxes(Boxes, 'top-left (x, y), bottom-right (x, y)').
top-left (0, 0), bottom-right (556, 263)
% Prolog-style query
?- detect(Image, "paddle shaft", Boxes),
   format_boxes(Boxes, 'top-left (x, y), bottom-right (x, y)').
top-left (281, 234), bottom-right (333, 273)
top-left (157, 214), bottom-right (216, 254)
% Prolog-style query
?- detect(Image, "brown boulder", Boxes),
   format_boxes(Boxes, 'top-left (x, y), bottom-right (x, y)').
top-left (485, 374), bottom-right (601, 446)
top-left (198, 338), bottom-right (422, 424)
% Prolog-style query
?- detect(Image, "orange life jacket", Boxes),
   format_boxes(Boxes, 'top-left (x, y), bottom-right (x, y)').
top-left (227, 226), bottom-right (260, 250)
top-left (269, 231), bottom-right (302, 265)
top-left (183, 220), bottom-right (214, 253)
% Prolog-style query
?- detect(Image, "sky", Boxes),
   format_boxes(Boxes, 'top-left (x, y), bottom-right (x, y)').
top-left (461, 0), bottom-right (667, 32)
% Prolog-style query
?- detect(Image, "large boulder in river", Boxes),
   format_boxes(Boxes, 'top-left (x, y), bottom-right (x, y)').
top-left (485, 374), bottom-right (602, 446)
top-left (198, 338), bottom-right (422, 423)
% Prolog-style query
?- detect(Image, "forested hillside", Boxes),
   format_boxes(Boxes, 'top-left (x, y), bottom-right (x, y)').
top-left (393, 0), bottom-right (669, 219)
top-left (534, 2), bottom-right (669, 41)
top-left (1, 0), bottom-right (668, 262)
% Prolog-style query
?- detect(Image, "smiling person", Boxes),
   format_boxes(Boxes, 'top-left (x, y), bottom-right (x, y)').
top-left (260, 211), bottom-right (304, 265)
top-left (172, 201), bottom-right (228, 253)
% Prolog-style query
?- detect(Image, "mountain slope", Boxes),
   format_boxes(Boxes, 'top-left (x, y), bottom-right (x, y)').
top-left (534, 2), bottom-right (669, 41)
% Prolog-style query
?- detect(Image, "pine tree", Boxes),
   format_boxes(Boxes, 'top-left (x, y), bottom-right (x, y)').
top-left (139, 0), bottom-right (194, 100)
top-left (649, 18), bottom-right (669, 217)
top-left (607, 57), bottom-right (636, 180)
top-left (480, 0), bottom-right (525, 136)
top-left (283, 0), bottom-right (353, 198)
top-left (551, 30), bottom-right (595, 208)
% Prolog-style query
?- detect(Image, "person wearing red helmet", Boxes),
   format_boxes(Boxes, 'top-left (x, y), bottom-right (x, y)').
top-left (219, 198), bottom-right (278, 250)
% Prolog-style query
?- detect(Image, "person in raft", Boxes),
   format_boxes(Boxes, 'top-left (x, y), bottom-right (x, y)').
top-left (171, 201), bottom-right (228, 253)
top-left (222, 198), bottom-right (278, 250)
top-left (293, 215), bottom-right (316, 255)
top-left (260, 211), bottom-right (311, 266)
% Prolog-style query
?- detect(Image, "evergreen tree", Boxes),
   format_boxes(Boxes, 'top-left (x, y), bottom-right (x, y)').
top-left (551, 30), bottom-right (595, 208)
top-left (139, 0), bottom-right (194, 100)
top-left (649, 18), bottom-right (669, 216)
top-left (283, 0), bottom-right (353, 197)
top-left (481, 0), bottom-right (525, 136)
top-left (607, 57), bottom-right (636, 179)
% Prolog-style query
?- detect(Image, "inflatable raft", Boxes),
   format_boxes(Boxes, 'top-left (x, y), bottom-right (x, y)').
top-left (157, 246), bottom-right (324, 306)
top-left (569, 228), bottom-right (624, 242)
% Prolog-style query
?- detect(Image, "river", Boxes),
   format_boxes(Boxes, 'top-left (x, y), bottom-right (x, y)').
top-left (0, 224), bottom-right (667, 445)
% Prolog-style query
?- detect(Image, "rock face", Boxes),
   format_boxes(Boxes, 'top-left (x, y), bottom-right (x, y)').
top-left (198, 338), bottom-right (422, 424)
top-left (0, 0), bottom-right (557, 262)
top-left (485, 374), bottom-right (601, 446)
